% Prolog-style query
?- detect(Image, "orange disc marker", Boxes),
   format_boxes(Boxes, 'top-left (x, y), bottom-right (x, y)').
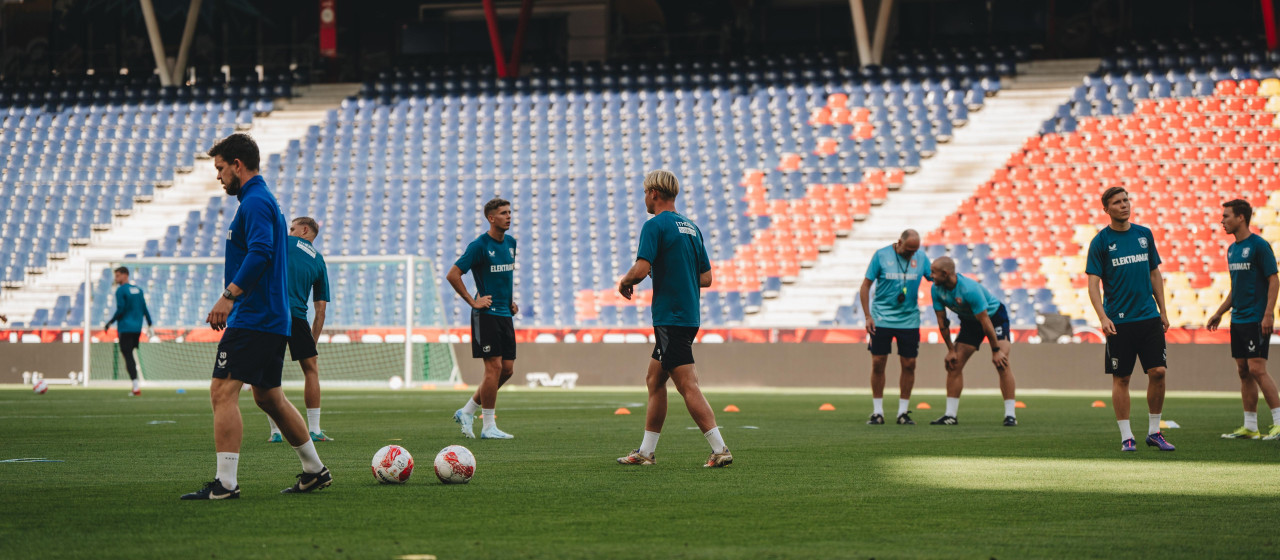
top-left (917, 402), bottom-right (932, 410)
top-left (1092, 400), bottom-right (1107, 408)
top-left (723, 405), bottom-right (740, 412)
top-left (818, 403), bottom-right (836, 411)
top-left (614, 408), bottom-right (632, 415)
top-left (1015, 401), bottom-right (1027, 409)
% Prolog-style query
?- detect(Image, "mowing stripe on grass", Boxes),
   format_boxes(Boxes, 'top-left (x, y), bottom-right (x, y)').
top-left (885, 456), bottom-right (1280, 496)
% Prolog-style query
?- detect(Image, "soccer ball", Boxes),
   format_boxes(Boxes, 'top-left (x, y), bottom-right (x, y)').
top-left (33, 380), bottom-right (48, 395)
top-left (433, 445), bottom-right (476, 484)
top-left (371, 445), bottom-right (414, 484)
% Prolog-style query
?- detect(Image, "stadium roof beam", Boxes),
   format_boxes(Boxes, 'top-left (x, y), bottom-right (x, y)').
top-left (849, 0), bottom-right (895, 67)
top-left (137, 0), bottom-right (203, 86)
top-left (482, 0), bottom-right (536, 78)
top-left (138, 0), bottom-right (173, 85)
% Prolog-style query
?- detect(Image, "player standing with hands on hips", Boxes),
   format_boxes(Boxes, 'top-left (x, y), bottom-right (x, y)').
top-left (1086, 187), bottom-right (1173, 452)
top-left (181, 133), bottom-right (330, 500)
top-left (447, 198), bottom-right (518, 440)
top-left (616, 170), bottom-right (732, 468)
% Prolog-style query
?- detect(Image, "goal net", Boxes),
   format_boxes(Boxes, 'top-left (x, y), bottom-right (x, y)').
top-left (84, 256), bottom-right (460, 387)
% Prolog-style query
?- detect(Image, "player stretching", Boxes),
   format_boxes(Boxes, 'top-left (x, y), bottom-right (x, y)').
top-left (860, 230), bottom-right (931, 425)
top-left (617, 170), bottom-right (732, 468)
top-left (1207, 199), bottom-right (1280, 440)
top-left (267, 217), bottom-right (333, 443)
top-left (1086, 187), bottom-right (1173, 452)
top-left (182, 133), bottom-right (330, 500)
top-left (928, 257), bottom-right (1018, 425)
top-left (104, 266), bottom-right (154, 396)
top-left (447, 198), bottom-right (518, 440)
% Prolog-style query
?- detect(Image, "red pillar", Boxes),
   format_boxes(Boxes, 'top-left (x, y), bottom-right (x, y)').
top-left (1264, 0), bottom-right (1278, 50)
top-left (482, 0), bottom-right (510, 78)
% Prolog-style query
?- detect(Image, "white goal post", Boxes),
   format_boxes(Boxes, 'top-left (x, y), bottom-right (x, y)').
top-left (82, 255), bottom-right (461, 387)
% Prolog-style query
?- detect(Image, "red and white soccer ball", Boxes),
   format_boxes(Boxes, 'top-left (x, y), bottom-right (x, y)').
top-left (371, 445), bottom-right (414, 484)
top-left (33, 380), bottom-right (48, 395)
top-left (433, 445), bottom-right (475, 484)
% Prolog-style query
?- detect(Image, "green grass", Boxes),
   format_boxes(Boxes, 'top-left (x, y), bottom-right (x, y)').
top-left (2, 387), bottom-right (1278, 559)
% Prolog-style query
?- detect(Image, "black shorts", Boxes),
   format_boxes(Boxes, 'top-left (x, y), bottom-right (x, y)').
top-left (118, 332), bottom-right (141, 355)
top-left (955, 304), bottom-right (1011, 349)
top-left (868, 327), bottom-right (920, 358)
top-left (287, 317), bottom-right (318, 362)
top-left (212, 327), bottom-right (288, 388)
top-left (652, 325), bottom-right (698, 370)
top-left (1231, 322), bottom-right (1270, 360)
top-left (1104, 317), bottom-right (1167, 377)
top-left (471, 312), bottom-right (516, 360)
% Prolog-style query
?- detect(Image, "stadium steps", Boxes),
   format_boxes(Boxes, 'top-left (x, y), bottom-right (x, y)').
top-left (748, 76), bottom-right (1080, 326)
top-left (1, 84), bottom-right (360, 325)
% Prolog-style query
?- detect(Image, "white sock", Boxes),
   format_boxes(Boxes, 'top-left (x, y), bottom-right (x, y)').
top-left (482, 409), bottom-right (496, 430)
top-left (703, 426), bottom-right (728, 453)
top-left (945, 397), bottom-right (959, 418)
top-left (1004, 399), bottom-right (1016, 418)
top-left (872, 398), bottom-right (884, 415)
top-left (898, 398), bottom-right (910, 417)
top-left (306, 408), bottom-right (321, 433)
top-left (1271, 407), bottom-right (1280, 427)
top-left (292, 440), bottom-right (324, 473)
top-left (1117, 419), bottom-right (1134, 441)
top-left (267, 417), bottom-right (281, 435)
top-left (462, 398), bottom-right (480, 415)
top-left (1244, 411), bottom-right (1259, 431)
top-left (639, 430), bottom-right (660, 456)
top-left (1148, 413), bottom-right (1162, 435)
top-left (132, 379), bottom-right (140, 391)
top-left (216, 452), bottom-right (239, 489)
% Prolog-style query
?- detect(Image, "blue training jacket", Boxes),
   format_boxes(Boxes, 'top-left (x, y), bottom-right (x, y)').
top-left (224, 175), bottom-right (291, 336)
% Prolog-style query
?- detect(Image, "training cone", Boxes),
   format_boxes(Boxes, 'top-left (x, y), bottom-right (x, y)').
top-left (1092, 400), bottom-right (1107, 408)
top-left (917, 402), bottom-right (932, 410)
top-left (421, 383), bottom-right (437, 391)
top-left (1015, 401), bottom-right (1027, 409)
top-left (818, 403), bottom-right (836, 411)
top-left (453, 383), bottom-right (469, 390)
top-left (724, 405), bottom-right (740, 412)
top-left (614, 408), bottom-right (632, 415)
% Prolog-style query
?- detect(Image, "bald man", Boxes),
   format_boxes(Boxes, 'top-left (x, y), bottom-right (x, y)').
top-left (929, 257), bottom-right (1018, 426)
top-left (860, 229), bottom-right (932, 425)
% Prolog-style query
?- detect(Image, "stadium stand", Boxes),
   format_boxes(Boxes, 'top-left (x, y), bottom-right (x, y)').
top-left (897, 37), bottom-right (1280, 330)
top-left (17, 51), bottom-right (1007, 328)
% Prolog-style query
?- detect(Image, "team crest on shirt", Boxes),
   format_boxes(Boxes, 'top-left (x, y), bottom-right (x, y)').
top-left (509, 248), bottom-right (516, 257)
top-left (1138, 237), bottom-right (1148, 249)
top-left (955, 296), bottom-right (963, 304)
top-left (1243, 247), bottom-right (1251, 258)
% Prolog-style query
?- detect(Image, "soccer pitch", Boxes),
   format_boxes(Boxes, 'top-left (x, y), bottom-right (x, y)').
top-left (2, 388), bottom-right (1277, 559)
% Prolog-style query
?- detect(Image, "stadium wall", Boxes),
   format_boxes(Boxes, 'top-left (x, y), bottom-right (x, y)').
top-left (0, 342), bottom-right (1242, 390)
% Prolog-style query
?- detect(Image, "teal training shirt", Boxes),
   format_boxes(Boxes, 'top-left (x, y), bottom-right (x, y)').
top-left (286, 236), bottom-right (330, 320)
top-left (864, 245), bottom-right (932, 328)
top-left (107, 283), bottom-right (152, 333)
top-left (454, 232), bottom-right (517, 318)
top-left (932, 274), bottom-right (1002, 320)
top-left (1228, 233), bottom-right (1279, 324)
top-left (636, 211), bottom-right (711, 328)
top-left (1085, 223), bottom-right (1162, 324)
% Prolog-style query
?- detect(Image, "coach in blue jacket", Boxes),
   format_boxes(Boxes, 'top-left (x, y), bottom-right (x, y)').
top-left (180, 134), bottom-right (331, 500)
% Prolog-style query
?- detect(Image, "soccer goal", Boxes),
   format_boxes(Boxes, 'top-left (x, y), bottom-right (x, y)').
top-left (82, 255), bottom-right (460, 387)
